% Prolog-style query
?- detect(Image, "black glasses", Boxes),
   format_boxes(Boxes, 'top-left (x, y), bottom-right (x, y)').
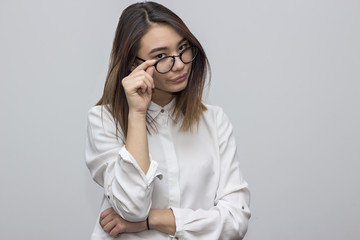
top-left (136, 46), bottom-right (198, 74)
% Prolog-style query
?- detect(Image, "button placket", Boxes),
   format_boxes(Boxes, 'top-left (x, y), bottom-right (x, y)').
top-left (158, 114), bottom-right (181, 209)
top-left (159, 109), bottom-right (169, 126)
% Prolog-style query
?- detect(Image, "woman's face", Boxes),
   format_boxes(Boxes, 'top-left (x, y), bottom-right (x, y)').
top-left (137, 23), bottom-right (192, 105)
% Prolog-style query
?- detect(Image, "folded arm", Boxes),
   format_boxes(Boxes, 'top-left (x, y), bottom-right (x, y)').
top-left (85, 106), bottom-right (162, 221)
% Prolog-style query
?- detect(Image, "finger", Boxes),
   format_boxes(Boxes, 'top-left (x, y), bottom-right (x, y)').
top-left (143, 75), bottom-right (154, 95)
top-left (145, 66), bottom-right (155, 94)
top-left (143, 70), bottom-right (155, 90)
top-left (126, 76), bottom-right (152, 95)
top-left (137, 79), bottom-right (150, 94)
top-left (123, 71), bottom-right (153, 89)
top-left (145, 65), bottom-right (155, 78)
top-left (110, 225), bottom-right (124, 237)
top-left (141, 74), bottom-right (154, 94)
top-left (133, 59), bottom-right (156, 73)
top-left (103, 220), bottom-right (117, 233)
top-left (100, 212), bottom-right (116, 227)
top-left (130, 70), bottom-right (153, 93)
top-left (100, 208), bottom-right (114, 221)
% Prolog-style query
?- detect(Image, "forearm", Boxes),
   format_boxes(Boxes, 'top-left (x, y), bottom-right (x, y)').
top-left (126, 111), bottom-right (150, 174)
top-left (149, 208), bottom-right (176, 235)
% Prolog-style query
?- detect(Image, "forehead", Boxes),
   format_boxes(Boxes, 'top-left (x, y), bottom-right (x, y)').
top-left (139, 24), bottom-right (184, 54)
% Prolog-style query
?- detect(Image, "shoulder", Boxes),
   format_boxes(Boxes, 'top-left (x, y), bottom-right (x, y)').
top-left (88, 105), bottom-right (113, 120)
top-left (87, 105), bottom-right (116, 130)
top-left (88, 105), bottom-right (109, 116)
top-left (201, 103), bottom-right (234, 134)
top-left (202, 104), bottom-right (229, 123)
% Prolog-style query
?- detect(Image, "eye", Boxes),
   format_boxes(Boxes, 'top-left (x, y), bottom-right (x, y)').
top-left (178, 44), bottom-right (188, 51)
top-left (155, 53), bottom-right (166, 59)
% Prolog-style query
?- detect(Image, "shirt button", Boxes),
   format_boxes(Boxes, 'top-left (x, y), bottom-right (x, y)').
top-left (161, 109), bottom-right (165, 113)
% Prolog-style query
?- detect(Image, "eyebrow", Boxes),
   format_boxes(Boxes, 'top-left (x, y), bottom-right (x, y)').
top-left (148, 38), bottom-right (187, 55)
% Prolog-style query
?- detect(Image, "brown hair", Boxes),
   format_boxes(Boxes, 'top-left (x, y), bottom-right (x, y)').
top-left (97, 1), bottom-right (210, 140)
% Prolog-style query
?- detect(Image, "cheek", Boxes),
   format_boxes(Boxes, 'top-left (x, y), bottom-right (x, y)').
top-left (185, 62), bottom-right (192, 73)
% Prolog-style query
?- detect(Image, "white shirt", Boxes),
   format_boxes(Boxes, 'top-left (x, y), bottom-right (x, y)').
top-left (85, 99), bottom-right (251, 240)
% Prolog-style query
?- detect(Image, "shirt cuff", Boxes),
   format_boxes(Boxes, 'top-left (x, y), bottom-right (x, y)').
top-left (170, 207), bottom-right (185, 239)
top-left (119, 146), bottom-right (163, 186)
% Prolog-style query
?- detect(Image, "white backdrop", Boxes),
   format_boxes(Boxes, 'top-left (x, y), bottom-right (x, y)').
top-left (1, 0), bottom-right (359, 239)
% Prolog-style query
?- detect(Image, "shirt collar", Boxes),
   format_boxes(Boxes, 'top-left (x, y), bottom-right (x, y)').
top-left (147, 98), bottom-right (177, 121)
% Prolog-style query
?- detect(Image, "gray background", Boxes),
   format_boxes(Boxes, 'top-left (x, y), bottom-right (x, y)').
top-left (1, 0), bottom-right (359, 239)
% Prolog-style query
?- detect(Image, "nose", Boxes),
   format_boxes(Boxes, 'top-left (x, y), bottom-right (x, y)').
top-left (171, 56), bottom-right (185, 72)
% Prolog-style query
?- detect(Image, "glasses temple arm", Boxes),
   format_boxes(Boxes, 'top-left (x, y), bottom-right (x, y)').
top-left (136, 56), bottom-right (146, 62)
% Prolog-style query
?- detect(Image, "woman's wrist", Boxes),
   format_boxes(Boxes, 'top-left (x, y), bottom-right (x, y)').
top-left (148, 208), bottom-right (176, 235)
top-left (128, 109), bottom-right (147, 120)
top-left (121, 219), bottom-right (148, 233)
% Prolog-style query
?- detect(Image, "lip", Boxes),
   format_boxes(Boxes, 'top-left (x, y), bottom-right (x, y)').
top-left (170, 73), bottom-right (187, 83)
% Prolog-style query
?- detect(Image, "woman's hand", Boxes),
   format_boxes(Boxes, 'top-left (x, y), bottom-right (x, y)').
top-left (122, 59), bottom-right (156, 115)
top-left (100, 208), bottom-right (147, 237)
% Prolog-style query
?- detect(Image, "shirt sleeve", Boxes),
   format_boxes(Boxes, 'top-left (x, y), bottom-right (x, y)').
top-left (171, 107), bottom-right (251, 240)
top-left (85, 106), bottom-right (162, 222)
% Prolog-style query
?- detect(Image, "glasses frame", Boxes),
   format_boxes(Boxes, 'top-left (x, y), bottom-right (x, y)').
top-left (136, 46), bottom-right (198, 74)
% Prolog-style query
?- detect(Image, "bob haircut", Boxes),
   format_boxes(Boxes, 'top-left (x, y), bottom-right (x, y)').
top-left (97, 1), bottom-right (210, 140)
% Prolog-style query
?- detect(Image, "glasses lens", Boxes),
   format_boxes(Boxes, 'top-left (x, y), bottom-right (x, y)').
top-left (155, 47), bottom-right (198, 74)
top-left (181, 47), bottom-right (197, 63)
top-left (156, 57), bottom-right (174, 73)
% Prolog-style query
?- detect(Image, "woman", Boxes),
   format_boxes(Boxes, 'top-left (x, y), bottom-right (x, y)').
top-left (85, 2), bottom-right (250, 239)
